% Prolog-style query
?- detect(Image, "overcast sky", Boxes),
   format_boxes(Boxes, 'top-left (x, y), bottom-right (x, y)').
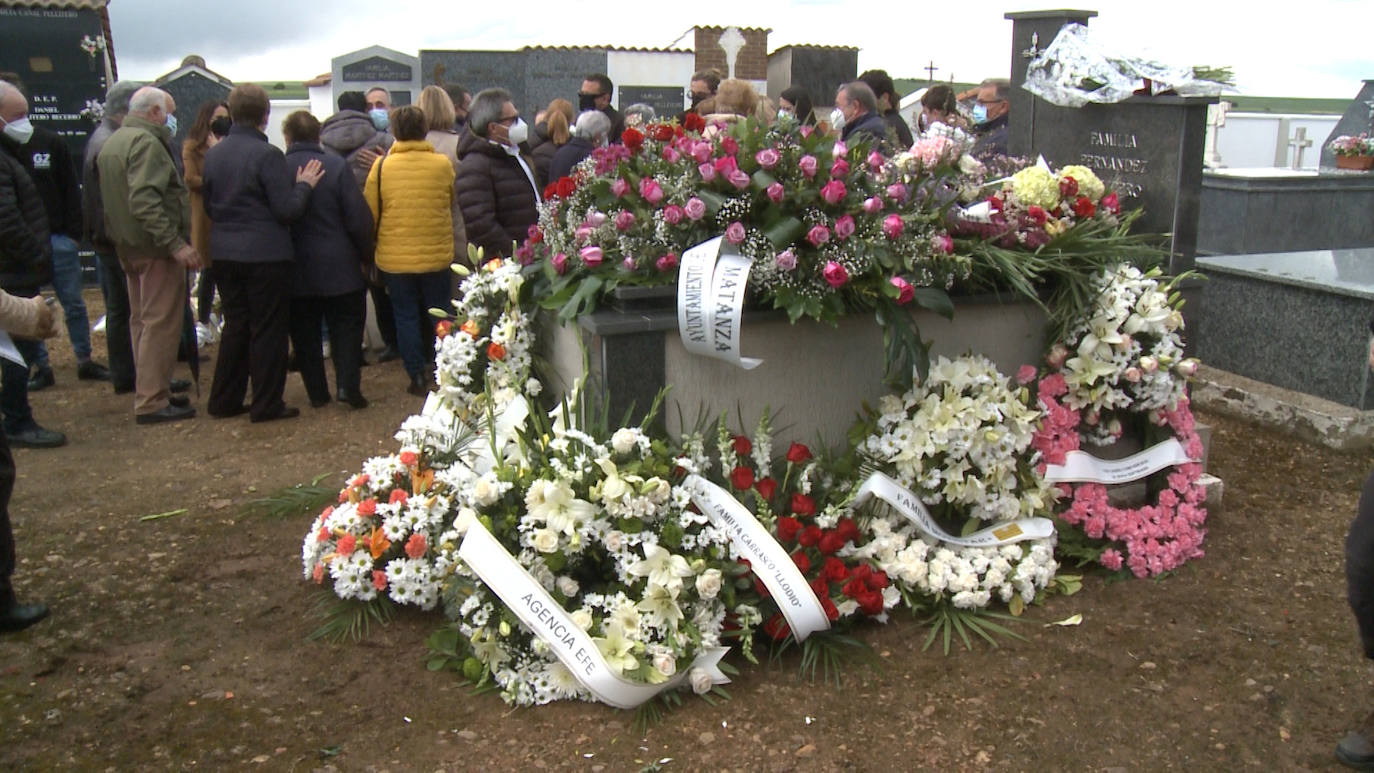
top-left (108, 0), bottom-right (1372, 99)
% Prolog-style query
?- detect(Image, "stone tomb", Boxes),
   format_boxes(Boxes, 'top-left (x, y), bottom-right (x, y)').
top-left (153, 61), bottom-right (232, 147)
top-left (1198, 168), bottom-right (1374, 255)
top-left (1195, 249), bottom-right (1374, 409)
top-left (1004, 9), bottom-right (1215, 272)
top-left (765, 45), bottom-right (859, 121)
top-left (332, 45), bottom-right (419, 107)
top-left (1319, 79), bottom-right (1374, 169)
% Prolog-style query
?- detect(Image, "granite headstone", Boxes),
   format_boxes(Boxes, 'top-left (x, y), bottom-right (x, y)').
top-left (332, 46), bottom-right (420, 109)
top-left (0, 4), bottom-right (110, 160)
top-left (766, 45), bottom-right (858, 116)
top-left (618, 86), bottom-right (685, 120)
top-left (1319, 79), bottom-right (1374, 169)
top-left (421, 48), bottom-right (606, 117)
top-left (155, 65), bottom-right (232, 147)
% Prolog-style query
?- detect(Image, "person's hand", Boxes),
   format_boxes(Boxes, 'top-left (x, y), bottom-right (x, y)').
top-left (29, 297), bottom-right (57, 339)
top-left (172, 244), bottom-right (206, 270)
top-left (206, 133), bottom-right (221, 149)
top-left (355, 147), bottom-right (381, 168)
top-left (296, 158), bottom-right (325, 188)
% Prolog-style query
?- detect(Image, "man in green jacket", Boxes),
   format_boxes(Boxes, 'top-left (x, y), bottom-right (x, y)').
top-left (97, 86), bottom-right (204, 425)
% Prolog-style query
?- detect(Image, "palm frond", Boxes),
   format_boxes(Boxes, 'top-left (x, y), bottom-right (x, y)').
top-left (245, 472), bottom-right (339, 518)
top-left (307, 592), bottom-right (395, 643)
top-left (921, 604), bottom-right (1027, 655)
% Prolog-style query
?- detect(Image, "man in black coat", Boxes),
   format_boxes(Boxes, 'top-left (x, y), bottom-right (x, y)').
top-left (579, 73), bottom-right (623, 145)
top-left (859, 69), bottom-right (914, 150)
top-left (970, 79), bottom-right (1011, 161)
top-left (834, 82), bottom-right (893, 152)
top-left (455, 88), bottom-right (540, 260)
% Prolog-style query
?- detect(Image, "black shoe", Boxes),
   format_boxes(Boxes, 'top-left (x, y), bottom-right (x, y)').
top-left (27, 367), bottom-right (54, 391)
top-left (170, 378), bottom-right (191, 393)
top-left (377, 346), bottom-right (401, 363)
top-left (208, 404), bottom-right (249, 419)
top-left (0, 601), bottom-right (49, 634)
top-left (407, 378), bottom-right (428, 397)
top-left (77, 360), bottom-right (110, 381)
top-left (135, 402), bottom-right (196, 425)
top-left (251, 406), bottom-right (300, 423)
top-left (1338, 711), bottom-right (1374, 770)
top-left (169, 394), bottom-right (190, 408)
top-left (113, 384), bottom-right (134, 395)
top-left (309, 395), bottom-right (331, 408)
top-left (8, 425), bottom-right (66, 448)
top-left (337, 390), bottom-right (368, 409)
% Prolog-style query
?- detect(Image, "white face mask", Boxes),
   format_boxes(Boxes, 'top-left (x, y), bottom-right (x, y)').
top-left (1, 116), bottom-right (34, 145)
top-left (506, 117), bottom-right (528, 146)
top-left (829, 107), bottom-right (846, 131)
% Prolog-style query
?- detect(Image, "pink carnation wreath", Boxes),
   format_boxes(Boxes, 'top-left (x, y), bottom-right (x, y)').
top-left (1030, 371), bottom-right (1208, 578)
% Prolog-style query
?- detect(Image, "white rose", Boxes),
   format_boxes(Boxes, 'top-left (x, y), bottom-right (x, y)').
top-left (604, 530), bottom-right (624, 552)
top-left (695, 568), bottom-right (723, 600)
top-left (1139, 355), bottom-right (1158, 373)
top-left (473, 476), bottom-right (500, 506)
top-left (611, 428), bottom-right (638, 455)
top-left (689, 667), bottom-right (714, 695)
top-left (453, 507), bottom-right (478, 535)
top-left (557, 576), bottom-right (580, 597)
top-left (642, 477), bottom-right (671, 503)
top-left (531, 528), bottom-right (559, 553)
top-left (652, 652), bottom-right (677, 677)
top-left (571, 608), bottom-right (593, 630)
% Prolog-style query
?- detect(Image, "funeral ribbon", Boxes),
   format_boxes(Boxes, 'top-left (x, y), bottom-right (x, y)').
top-left (852, 472), bottom-right (1055, 547)
top-left (681, 474), bottom-right (830, 641)
top-left (676, 236), bottom-right (762, 370)
top-left (458, 520), bottom-right (731, 710)
top-left (1042, 437), bottom-right (1194, 484)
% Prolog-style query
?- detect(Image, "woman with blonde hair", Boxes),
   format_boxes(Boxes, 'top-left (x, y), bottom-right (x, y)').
top-left (417, 84), bottom-right (468, 270)
top-left (530, 98), bottom-right (574, 190)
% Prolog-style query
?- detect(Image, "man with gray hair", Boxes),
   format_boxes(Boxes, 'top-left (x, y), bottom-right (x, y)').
top-left (83, 80), bottom-right (151, 397)
top-left (970, 78), bottom-right (1011, 161)
top-left (454, 88), bottom-right (540, 260)
top-left (97, 86), bottom-right (202, 425)
top-left (832, 81), bottom-right (891, 149)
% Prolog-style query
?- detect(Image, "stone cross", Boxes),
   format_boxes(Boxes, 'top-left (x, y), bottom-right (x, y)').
top-left (924, 60), bottom-right (939, 83)
top-left (718, 27), bottom-right (746, 80)
top-left (1205, 100), bottom-right (1230, 168)
top-left (1021, 31), bottom-right (1043, 60)
top-left (1287, 126), bottom-right (1313, 170)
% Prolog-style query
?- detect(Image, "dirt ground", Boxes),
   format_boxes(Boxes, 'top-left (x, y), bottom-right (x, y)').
top-left (1, 289), bottom-right (1372, 771)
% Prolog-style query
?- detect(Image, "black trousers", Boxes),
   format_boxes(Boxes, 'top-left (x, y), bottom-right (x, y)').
top-left (208, 260), bottom-right (291, 420)
top-left (290, 290), bottom-right (366, 403)
top-left (0, 430), bottom-right (17, 606)
top-left (369, 283), bottom-right (397, 349)
top-left (97, 252), bottom-right (136, 391)
top-left (1347, 469), bottom-right (1374, 658)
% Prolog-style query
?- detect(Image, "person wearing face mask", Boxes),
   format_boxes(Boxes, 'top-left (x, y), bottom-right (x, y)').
top-left (778, 85), bottom-right (817, 127)
top-left (578, 73), bottom-right (623, 144)
top-left (677, 69), bottom-right (721, 124)
top-left (548, 109), bottom-right (610, 184)
top-left (182, 100), bottom-right (229, 339)
top-left (917, 84), bottom-right (968, 134)
top-left (970, 78), bottom-right (1011, 161)
top-left (455, 88), bottom-right (540, 269)
top-left (831, 81), bottom-right (891, 150)
top-left (97, 86), bottom-right (207, 425)
top-left (364, 105), bottom-right (455, 397)
top-left (201, 83), bottom-right (325, 423)
top-left (0, 78), bottom-right (111, 396)
top-left (859, 69), bottom-right (914, 149)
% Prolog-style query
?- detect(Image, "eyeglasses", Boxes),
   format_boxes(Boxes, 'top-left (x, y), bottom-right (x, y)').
top-left (578, 92), bottom-right (603, 99)
top-left (496, 115), bottom-right (519, 125)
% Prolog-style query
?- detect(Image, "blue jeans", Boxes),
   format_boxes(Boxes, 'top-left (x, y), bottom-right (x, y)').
top-left (38, 234), bottom-right (92, 366)
top-left (383, 270), bottom-right (450, 381)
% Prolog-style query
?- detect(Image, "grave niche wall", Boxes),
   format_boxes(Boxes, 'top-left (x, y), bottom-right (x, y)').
top-left (155, 67), bottom-right (232, 147)
top-left (0, 4), bottom-right (110, 161)
top-left (421, 49), bottom-right (606, 118)
top-left (767, 45), bottom-right (858, 115)
top-left (332, 46), bottom-right (419, 109)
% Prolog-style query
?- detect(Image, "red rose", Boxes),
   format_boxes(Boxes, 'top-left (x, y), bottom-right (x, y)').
top-left (648, 123), bottom-right (674, 141)
top-left (790, 493), bottom-right (816, 516)
top-left (842, 577), bottom-right (866, 599)
top-left (526, 224), bottom-right (544, 244)
top-left (683, 113), bottom-right (706, 133)
top-left (798, 525), bottom-right (822, 547)
top-left (818, 531), bottom-right (845, 555)
top-left (822, 556), bottom-right (850, 582)
top-left (763, 613), bottom-right (792, 641)
top-left (868, 570), bottom-right (890, 590)
top-left (754, 577), bottom-right (771, 597)
top-left (988, 195), bottom-right (1004, 212)
top-left (1101, 192), bottom-right (1121, 214)
top-left (810, 577), bottom-right (829, 597)
top-left (1027, 205), bottom-right (1047, 225)
top-left (785, 442), bottom-right (812, 464)
top-left (733, 434), bottom-right (752, 456)
top-left (730, 465), bottom-right (755, 490)
top-left (791, 551), bottom-right (811, 573)
top-left (755, 476), bottom-right (778, 501)
top-left (858, 590), bottom-right (884, 616)
top-left (621, 127), bottom-right (644, 151)
top-left (822, 598), bottom-right (840, 621)
top-left (555, 176), bottom-right (576, 199)
top-left (776, 515), bottom-right (803, 543)
top-left (836, 517), bottom-right (860, 543)
top-left (543, 182), bottom-right (557, 199)
top-left (1059, 176), bottom-right (1079, 198)
top-left (720, 136), bottom-right (739, 156)
top-left (1072, 196), bottom-right (1096, 218)
top-left (851, 564), bottom-right (872, 585)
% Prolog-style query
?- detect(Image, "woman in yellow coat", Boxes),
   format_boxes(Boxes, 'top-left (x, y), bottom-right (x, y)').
top-left (363, 105), bottom-right (455, 395)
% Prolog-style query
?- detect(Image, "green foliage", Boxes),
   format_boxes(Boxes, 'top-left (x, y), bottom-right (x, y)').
top-left (767, 629), bottom-right (876, 686)
top-left (308, 592), bottom-right (395, 644)
top-left (921, 603), bottom-right (1026, 655)
top-left (245, 472), bottom-right (339, 518)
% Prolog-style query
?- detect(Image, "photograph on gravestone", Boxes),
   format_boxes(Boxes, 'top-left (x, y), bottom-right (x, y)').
top-left (0, 5), bottom-right (109, 161)
top-left (618, 86), bottom-right (685, 120)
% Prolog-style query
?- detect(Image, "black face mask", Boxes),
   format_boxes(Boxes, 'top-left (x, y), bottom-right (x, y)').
top-left (209, 116), bottom-right (231, 138)
top-left (578, 94), bottom-right (599, 112)
top-left (690, 93), bottom-right (707, 109)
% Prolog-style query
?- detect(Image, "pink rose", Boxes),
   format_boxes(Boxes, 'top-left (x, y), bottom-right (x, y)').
top-left (614, 210), bottom-right (636, 231)
top-left (1176, 359), bottom-right (1199, 377)
top-left (1122, 366), bottom-right (1142, 383)
top-left (890, 276), bottom-right (914, 305)
top-left (867, 151), bottom-right (885, 170)
top-left (830, 158), bottom-right (850, 178)
top-left (834, 214), bottom-right (855, 240)
top-left (822, 261), bottom-right (848, 288)
top-left (663, 205), bottom-right (684, 225)
top-left (766, 182), bottom-right (785, 203)
top-left (820, 179), bottom-right (847, 205)
top-left (639, 178), bottom-right (664, 205)
top-left (622, 256), bottom-right (636, 271)
top-left (1016, 364), bottom-right (1038, 385)
top-left (882, 214), bottom-right (904, 240)
top-left (798, 155), bottom-right (818, 179)
top-left (720, 136), bottom-right (739, 156)
top-left (662, 146), bottom-right (681, 163)
top-left (579, 246), bottom-right (604, 267)
top-left (611, 178), bottom-right (630, 198)
top-left (886, 183), bottom-right (908, 202)
top-left (775, 249), bottom-right (797, 270)
top-left (806, 224), bottom-right (831, 246)
top-left (574, 226), bottom-right (592, 244)
top-left (832, 141), bottom-right (848, 157)
top-left (1046, 343), bottom-right (1069, 369)
top-left (656, 253), bottom-right (678, 272)
top-left (691, 141), bottom-right (712, 163)
top-left (514, 243), bottom-right (534, 265)
top-left (725, 221), bottom-right (746, 244)
top-left (587, 212), bottom-right (607, 228)
top-left (551, 252), bottom-right (568, 275)
top-left (684, 197), bottom-right (706, 221)
top-left (713, 155), bottom-right (738, 175)
top-left (863, 196), bottom-right (883, 214)
top-left (727, 169), bottom-right (751, 190)
top-left (755, 148), bottom-right (781, 169)
top-left (697, 162), bottom-right (717, 182)
top-left (932, 233), bottom-right (954, 254)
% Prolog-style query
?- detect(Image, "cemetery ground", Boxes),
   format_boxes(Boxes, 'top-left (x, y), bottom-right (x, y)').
top-left (1, 292), bottom-right (1372, 771)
